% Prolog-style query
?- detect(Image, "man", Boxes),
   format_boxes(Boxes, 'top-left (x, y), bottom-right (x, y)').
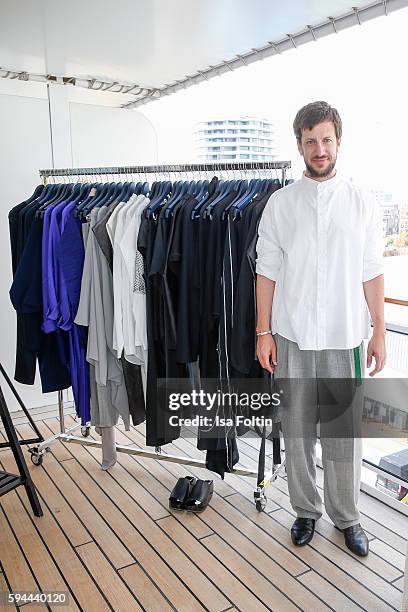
top-left (255, 101), bottom-right (386, 557)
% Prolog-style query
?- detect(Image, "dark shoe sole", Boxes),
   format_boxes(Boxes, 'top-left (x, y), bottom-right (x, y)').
top-left (344, 541), bottom-right (369, 557)
top-left (291, 532), bottom-right (315, 547)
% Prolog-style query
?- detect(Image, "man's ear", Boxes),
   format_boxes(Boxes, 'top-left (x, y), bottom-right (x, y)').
top-left (297, 140), bottom-right (303, 156)
top-left (337, 138), bottom-right (341, 149)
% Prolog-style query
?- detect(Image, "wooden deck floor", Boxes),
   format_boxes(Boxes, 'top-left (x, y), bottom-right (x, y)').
top-left (1, 405), bottom-right (407, 611)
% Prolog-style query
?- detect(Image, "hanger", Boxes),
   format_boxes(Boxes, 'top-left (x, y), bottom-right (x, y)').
top-left (80, 177), bottom-right (117, 217)
top-left (191, 175), bottom-right (218, 219)
top-left (230, 171), bottom-right (263, 220)
top-left (26, 184), bottom-right (45, 204)
top-left (147, 180), bottom-right (172, 219)
top-left (75, 182), bottom-right (103, 217)
top-left (165, 179), bottom-right (190, 218)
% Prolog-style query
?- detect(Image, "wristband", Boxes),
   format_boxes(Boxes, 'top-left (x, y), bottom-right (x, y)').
top-left (256, 330), bottom-right (272, 337)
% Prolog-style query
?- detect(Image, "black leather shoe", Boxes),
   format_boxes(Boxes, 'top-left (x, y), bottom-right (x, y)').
top-left (291, 518), bottom-right (316, 546)
top-left (169, 476), bottom-right (196, 510)
top-left (342, 524), bottom-right (369, 557)
top-left (184, 479), bottom-right (214, 513)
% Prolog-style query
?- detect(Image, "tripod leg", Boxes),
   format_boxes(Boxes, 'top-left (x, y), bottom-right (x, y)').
top-left (0, 362), bottom-right (43, 443)
top-left (0, 385), bottom-right (43, 517)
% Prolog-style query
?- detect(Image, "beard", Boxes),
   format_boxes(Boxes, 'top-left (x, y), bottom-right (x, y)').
top-left (305, 156), bottom-right (337, 178)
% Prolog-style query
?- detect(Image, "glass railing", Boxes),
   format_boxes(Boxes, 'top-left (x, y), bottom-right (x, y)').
top-left (360, 318), bottom-right (408, 514)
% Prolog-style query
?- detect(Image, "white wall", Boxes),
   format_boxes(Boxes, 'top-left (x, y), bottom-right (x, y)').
top-left (70, 103), bottom-right (158, 166)
top-left (0, 88), bottom-right (157, 412)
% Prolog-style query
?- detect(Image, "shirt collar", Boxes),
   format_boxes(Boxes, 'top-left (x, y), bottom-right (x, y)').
top-left (300, 170), bottom-right (341, 191)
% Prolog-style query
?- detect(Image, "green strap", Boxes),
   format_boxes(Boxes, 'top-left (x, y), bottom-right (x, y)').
top-left (353, 345), bottom-right (362, 385)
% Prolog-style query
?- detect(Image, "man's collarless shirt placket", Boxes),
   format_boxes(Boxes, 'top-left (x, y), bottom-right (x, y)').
top-left (316, 183), bottom-right (328, 350)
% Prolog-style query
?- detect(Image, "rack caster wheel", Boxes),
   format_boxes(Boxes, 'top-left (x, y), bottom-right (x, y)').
top-left (255, 497), bottom-right (267, 512)
top-left (30, 452), bottom-right (44, 466)
top-left (81, 426), bottom-right (91, 437)
top-left (254, 491), bottom-right (267, 512)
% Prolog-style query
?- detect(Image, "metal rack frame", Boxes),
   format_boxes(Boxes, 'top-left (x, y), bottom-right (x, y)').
top-left (31, 161), bottom-right (290, 510)
top-left (0, 372), bottom-right (43, 517)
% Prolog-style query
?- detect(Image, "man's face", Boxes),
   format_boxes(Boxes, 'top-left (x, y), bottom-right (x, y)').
top-left (297, 121), bottom-right (340, 179)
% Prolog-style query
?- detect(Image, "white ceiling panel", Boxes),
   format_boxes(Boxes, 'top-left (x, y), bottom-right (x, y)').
top-left (1, 0), bottom-right (407, 105)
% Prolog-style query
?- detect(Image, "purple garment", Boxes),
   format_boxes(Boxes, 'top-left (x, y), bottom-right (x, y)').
top-left (58, 203), bottom-right (82, 314)
top-left (42, 201), bottom-right (69, 332)
top-left (42, 201), bottom-right (90, 424)
top-left (57, 205), bottom-right (90, 424)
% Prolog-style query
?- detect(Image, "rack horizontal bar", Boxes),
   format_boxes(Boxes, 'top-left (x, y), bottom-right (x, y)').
top-left (39, 160), bottom-right (291, 179)
top-left (62, 433), bottom-right (267, 477)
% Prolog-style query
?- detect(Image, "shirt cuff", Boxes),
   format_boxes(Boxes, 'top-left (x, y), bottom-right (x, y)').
top-left (255, 261), bottom-right (279, 282)
top-left (362, 264), bottom-right (384, 283)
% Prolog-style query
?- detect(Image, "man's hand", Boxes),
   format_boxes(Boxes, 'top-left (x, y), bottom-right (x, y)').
top-left (257, 334), bottom-right (277, 373)
top-left (366, 332), bottom-right (386, 376)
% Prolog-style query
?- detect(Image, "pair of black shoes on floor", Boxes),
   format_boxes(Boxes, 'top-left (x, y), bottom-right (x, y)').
top-left (169, 476), bottom-right (213, 513)
top-left (291, 518), bottom-right (369, 557)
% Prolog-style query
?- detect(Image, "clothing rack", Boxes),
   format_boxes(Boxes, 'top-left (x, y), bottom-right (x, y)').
top-left (30, 161), bottom-right (290, 511)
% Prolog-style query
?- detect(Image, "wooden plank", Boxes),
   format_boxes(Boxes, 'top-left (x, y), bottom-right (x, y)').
top-left (0, 572), bottom-right (17, 611)
top-left (115, 421), bottom-right (237, 499)
top-left (84, 441), bottom-right (214, 540)
top-left (201, 534), bottom-right (304, 612)
top-left (363, 538), bottom-right (407, 574)
top-left (62, 455), bottom-right (230, 612)
top-left (182, 504), bottom-right (333, 611)
top-left (358, 512), bottom-right (408, 553)
top-left (208, 493), bottom-right (307, 575)
top-left (393, 576), bottom-right (405, 592)
top-left (159, 514), bottom-right (323, 612)
top-left (119, 552), bottom-right (204, 612)
top-left (0, 489), bottom-right (80, 611)
top-left (76, 542), bottom-right (142, 612)
top-left (42, 453), bottom-right (135, 570)
top-left (50, 416), bottom-right (214, 539)
top-left (0, 507), bottom-right (38, 594)
top-left (228, 492), bottom-right (399, 612)
top-left (40, 422), bottom-right (211, 611)
top-left (298, 570), bottom-right (364, 612)
top-left (158, 515), bottom-right (280, 612)
top-left (0, 451), bottom-right (110, 612)
top-left (116, 420), bottom-right (280, 512)
top-left (268, 477), bottom-right (401, 581)
top-left (33, 414), bottom-right (406, 611)
top-left (14, 425), bottom-right (92, 548)
top-left (106, 420), bottom-right (405, 600)
top-left (118, 563), bottom-right (174, 612)
top-left (273, 507), bottom-right (402, 611)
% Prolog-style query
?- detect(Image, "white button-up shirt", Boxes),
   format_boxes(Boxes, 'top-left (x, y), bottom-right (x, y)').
top-left (256, 172), bottom-right (384, 350)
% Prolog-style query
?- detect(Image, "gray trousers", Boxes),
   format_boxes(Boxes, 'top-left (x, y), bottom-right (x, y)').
top-left (274, 333), bottom-right (364, 530)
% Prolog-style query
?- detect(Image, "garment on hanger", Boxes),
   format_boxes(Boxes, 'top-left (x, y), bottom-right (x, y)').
top-left (75, 207), bottom-right (130, 428)
top-left (42, 199), bottom-right (90, 424)
top-left (92, 201), bottom-right (146, 427)
top-left (9, 193), bottom-right (71, 393)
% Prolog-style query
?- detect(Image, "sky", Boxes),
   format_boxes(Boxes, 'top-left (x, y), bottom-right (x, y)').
top-left (141, 6), bottom-right (408, 201)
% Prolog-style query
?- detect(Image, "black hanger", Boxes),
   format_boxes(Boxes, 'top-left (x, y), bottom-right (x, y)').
top-left (26, 184), bottom-right (44, 204)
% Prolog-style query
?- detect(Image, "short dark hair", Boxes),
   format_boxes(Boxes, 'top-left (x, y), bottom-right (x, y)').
top-left (293, 101), bottom-right (342, 142)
